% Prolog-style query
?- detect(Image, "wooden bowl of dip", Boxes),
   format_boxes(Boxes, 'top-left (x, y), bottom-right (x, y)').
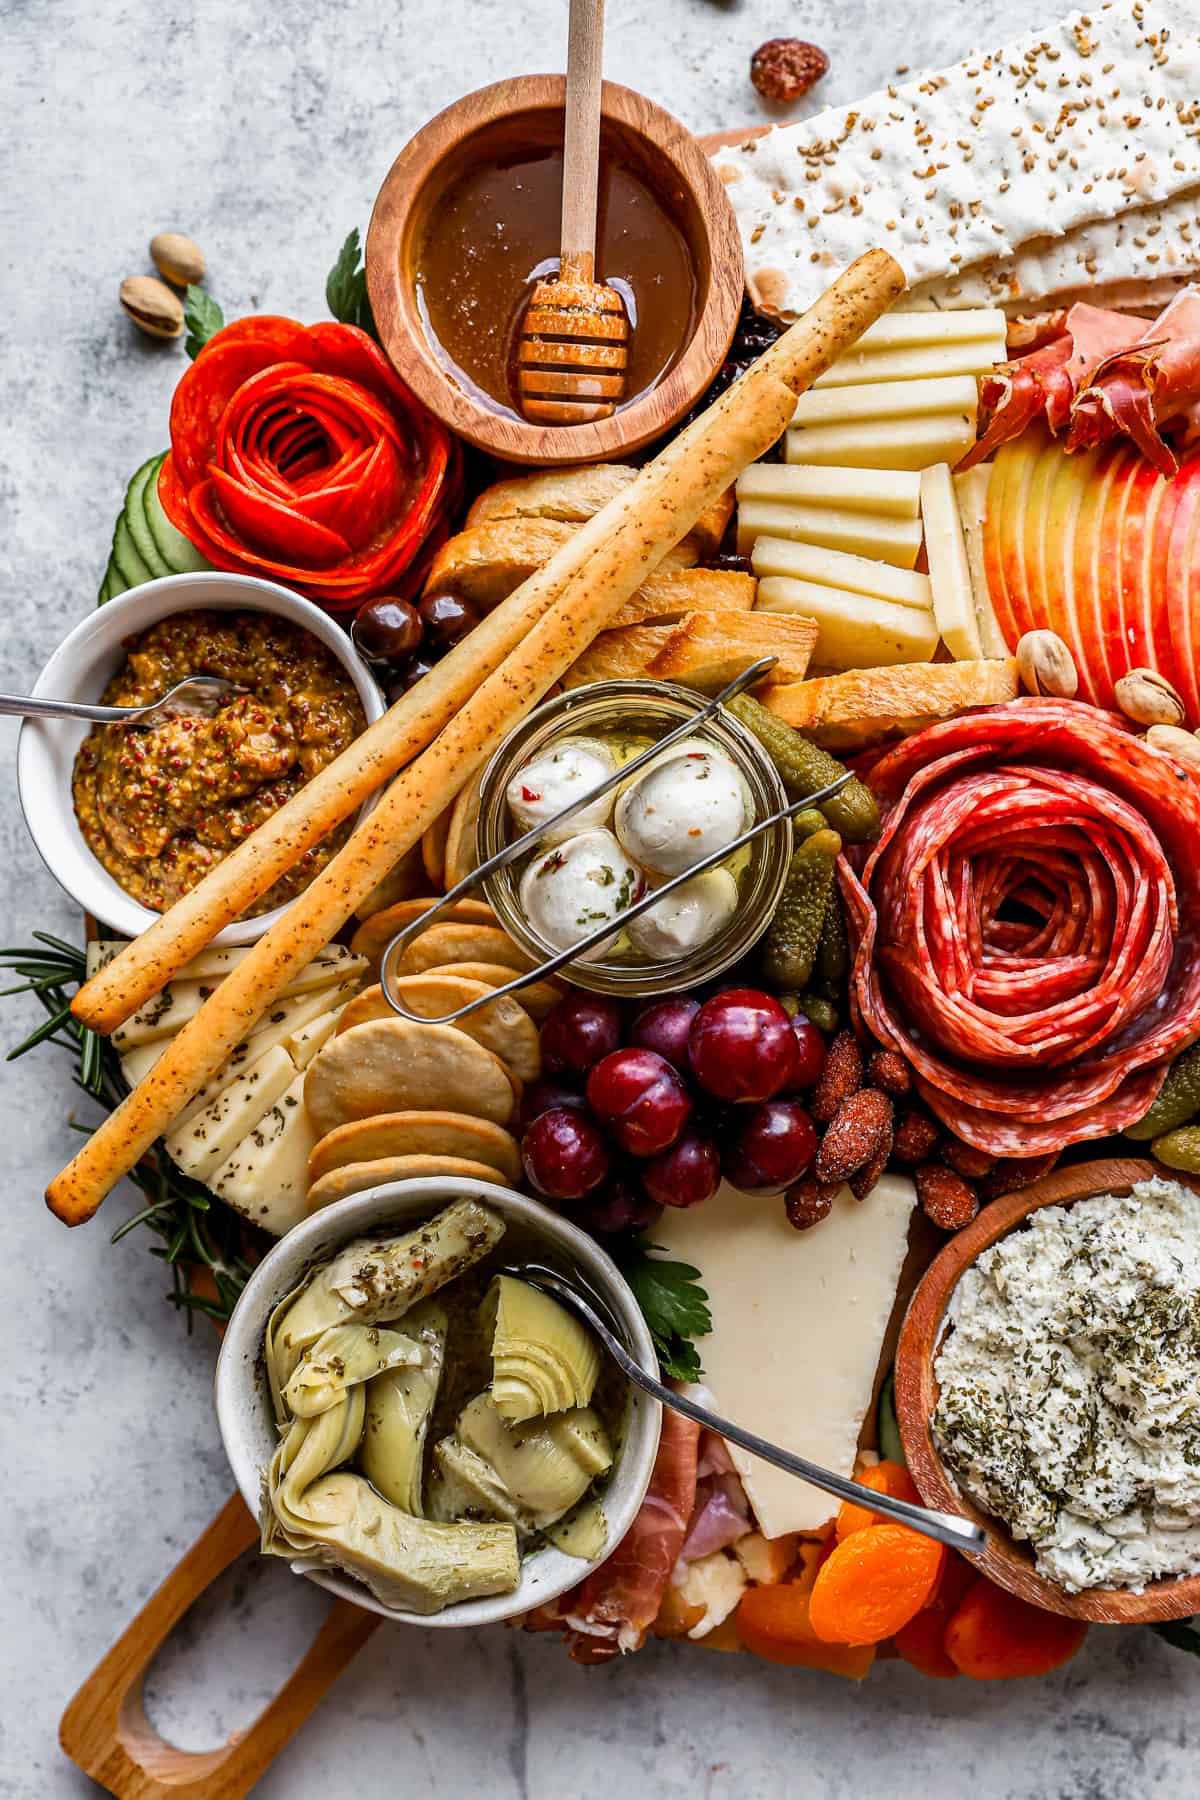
top-left (896, 1156), bottom-right (1200, 1623)
top-left (366, 76), bottom-right (744, 464)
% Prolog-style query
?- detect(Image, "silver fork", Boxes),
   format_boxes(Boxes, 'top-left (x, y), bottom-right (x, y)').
top-left (1, 675), bottom-right (244, 727)
top-left (502, 1260), bottom-right (987, 1557)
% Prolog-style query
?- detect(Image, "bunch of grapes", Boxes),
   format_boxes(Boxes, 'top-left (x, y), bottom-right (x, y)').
top-left (520, 988), bottom-right (829, 1234)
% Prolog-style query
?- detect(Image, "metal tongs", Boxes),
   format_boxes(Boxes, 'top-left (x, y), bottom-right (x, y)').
top-left (379, 657), bottom-right (851, 1026)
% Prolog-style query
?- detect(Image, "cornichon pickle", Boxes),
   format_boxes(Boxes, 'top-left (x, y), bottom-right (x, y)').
top-left (792, 808), bottom-right (828, 842)
top-left (1123, 1043), bottom-right (1200, 1140)
top-left (728, 694), bottom-right (880, 844)
top-left (796, 993), bottom-right (838, 1034)
top-left (814, 888), bottom-right (849, 996)
top-left (1151, 1124), bottom-right (1200, 1173)
top-left (760, 826), bottom-right (842, 990)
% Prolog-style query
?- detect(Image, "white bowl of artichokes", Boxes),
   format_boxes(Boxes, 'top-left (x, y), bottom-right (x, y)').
top-left (215, 1176), bottom-right (663, 1627)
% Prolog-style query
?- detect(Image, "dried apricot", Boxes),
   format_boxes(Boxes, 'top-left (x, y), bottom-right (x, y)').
top-left (836, 1460), bottom-right (921, 1539)
top-left (737, 1581), bottom-right (874, 1678)
top-left (944, 1577), bottom-right (1087, 1679)
top-left (809, 1524), bottom-right (945, 1645)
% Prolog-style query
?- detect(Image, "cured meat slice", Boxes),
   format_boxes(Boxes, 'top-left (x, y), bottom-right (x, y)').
top-left (842, 700), bottom-right (1200, 1156)
top-left (1069, 287), bottom-right (1200, 476)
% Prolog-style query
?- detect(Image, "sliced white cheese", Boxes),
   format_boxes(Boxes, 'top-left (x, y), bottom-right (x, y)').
top-left (792, 375), bottom-right (980, 429)
top-left (112, 951), bottom-right (367, 1051)
top-left (164, 1044), bottom-right (296, 1182)
top-left (243, 982), bottom-right (359, 1056)
top-left (813, 338), bottom-right (1005, 390)
top-left (736, 462), bottom-right (921, 521)
top-left (119, 1039), bottom-right (167, 1090)
top-left (175, 1041), bottom-right (276, 1132)
top-left (285, 1001), bottom-right (350, 1070)
top-left (209, 1071), bottom-right (316, 1237)
top-left (737, 500), bottom-right (922, 569)
top-left (653, 1178), bottom-right (916, 1536)
top-left (954, 466), bottom-right (1009, 658)
top-left (752, 537), bottom-right (932, 610)
top-left (755, 579), bottom-right (938, 670)
top-left (854, 308), bottom-right (1007, 351)
top-left (86, 941), bottom-right (124, 980)
top-left (786, 413), bottom-right (977, 472)
top-left (673, 1550), bottom-right (747, 1641)
top-left (920, 464), bottom-right (983, 661)
top-left (178, 943), bottom-right (362, 984)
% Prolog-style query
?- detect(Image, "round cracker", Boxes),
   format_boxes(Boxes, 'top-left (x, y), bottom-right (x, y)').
top-left (397, 922), bottom-right (534, 977)
top-left (308, 1111), bottom-right (522, 1185)
top-left (350, 897), bottom-right (496, 975)
top-left (307, 1154), bottom-right (513, 1213)
top-left (304, 1019), bottom-right (516, 1136)
top-left (335, 977), bottom-right (541, 1083)
top-left (419, 961), bottom-right (565, 1022)
top-left (444, 771), bottom-right (483, 891)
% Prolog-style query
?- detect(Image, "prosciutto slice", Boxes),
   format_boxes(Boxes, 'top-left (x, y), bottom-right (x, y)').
top-left (959, 305), bottom-right (1146, 471)
top-left (842, 701), bottom-right (1200, 1157)
top-left (1069, 287), bottom-right (1200, 476)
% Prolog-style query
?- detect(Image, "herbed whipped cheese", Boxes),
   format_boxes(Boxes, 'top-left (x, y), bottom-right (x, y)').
top-left (934, 1178), bottom-right (1200, 1593)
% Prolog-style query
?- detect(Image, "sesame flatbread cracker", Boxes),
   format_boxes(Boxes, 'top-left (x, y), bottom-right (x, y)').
top-left (420, 962), bottom-right (565, 1021)
top-left (308, 1154), bottom-right (513, 1212)
top-left (716, 0), bottom-right (1200, 324)
top-left (350, 897), bottom-right (496, 975)
top-left (397, 923), bottom-right (535, 977)
top-left (335, 976), bottom-right (542, 1083)
top-left (304, 1019), bottom-right (517, 1136)
top-left (308, 1111), bottom-right (522, 1184)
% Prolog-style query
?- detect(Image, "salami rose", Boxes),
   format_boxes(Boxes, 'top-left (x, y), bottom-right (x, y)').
top-left (158, 318), bottom-right (459, 613)
top-left (842, 700), bottom-right (1200, 1156)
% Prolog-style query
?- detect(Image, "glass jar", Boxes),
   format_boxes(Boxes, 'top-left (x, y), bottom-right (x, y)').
top-left (475, 679), bottom-right (791, 997)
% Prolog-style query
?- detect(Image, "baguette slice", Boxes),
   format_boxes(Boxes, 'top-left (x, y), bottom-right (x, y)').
top-left (561, 621), bottom-right (675, 687)
top-left (466, 465), bottom-right (733, 556)
top-left (761, 658), bottom-right (1019, 750)
top-left (427, 518), bottom-right (699, 611)
top-left (607, 567), bottom-right (756, 630)
top-left (647, 610), bottom-right (817, 693)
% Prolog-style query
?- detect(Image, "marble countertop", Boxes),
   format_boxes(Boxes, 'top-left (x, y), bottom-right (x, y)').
top-left (1, 0), bottom-right (1196, 1792)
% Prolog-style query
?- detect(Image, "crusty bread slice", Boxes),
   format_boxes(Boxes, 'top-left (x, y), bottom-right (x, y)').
top-left (425, 517), bottom-right (700, 611)
top-left (466, 464), bottom-right (733, 557)
top-left (761, 658), bottom-right (1019, 750)
top-left (563, 609), bottom-right (816, 693)
top-left (607, 567), bottom-right (757, 629)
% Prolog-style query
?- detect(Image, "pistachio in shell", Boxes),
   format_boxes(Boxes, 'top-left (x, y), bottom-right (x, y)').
top-left (1114, 667), bottom-right (1186, 729)
top-left (150, 231), bottom-right (206, 287)
top-left (1015, 629), bottom-right (1078, 699)
top-left (119, 274), bottom-right (184, 340)
top-left (1145, 724), bottom-right (1200, 772)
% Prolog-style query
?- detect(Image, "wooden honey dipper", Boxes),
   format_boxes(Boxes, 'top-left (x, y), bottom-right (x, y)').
top-left (517, 0), bottom-right (629, 424)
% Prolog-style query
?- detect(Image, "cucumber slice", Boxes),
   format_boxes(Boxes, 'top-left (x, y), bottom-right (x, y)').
top-left (144, 453), bottom-right (212, 574)
top-left (123, 455), bottom-right (171, 579)
top-left (112, 512), bottom-right (154, 588)
top-left (99, 555), bottom-right (130, 605)
top-left (97, 566), bottom-right (114, 605)
top-left (877, 1369), bottom-right (905, 1467)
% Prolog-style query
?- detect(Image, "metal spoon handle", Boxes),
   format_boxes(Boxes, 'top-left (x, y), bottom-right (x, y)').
top-left (0, 692), bottom-right (132, 723)
top-left (516, 1265), bottom-right (986, 1558)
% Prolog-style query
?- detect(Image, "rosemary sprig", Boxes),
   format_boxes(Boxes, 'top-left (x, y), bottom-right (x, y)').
top-left (1, 933), bottom-right (262, 1326)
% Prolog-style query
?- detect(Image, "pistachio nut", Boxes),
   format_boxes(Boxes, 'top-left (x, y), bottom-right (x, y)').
top-left (150, 231), bottom-right (206, 288)
top-left (1145, 725), bottom-right (1200, 772)
top-left (119, 275), bottom-right (184, 340)
top-left (1015, 629), bottom-right (1078, 699)
top-left (1114, 667), bottom-right (1186, 729)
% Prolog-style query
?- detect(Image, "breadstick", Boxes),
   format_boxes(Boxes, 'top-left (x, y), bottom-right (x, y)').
top-left (48, 251), bottom-right (904, 1225)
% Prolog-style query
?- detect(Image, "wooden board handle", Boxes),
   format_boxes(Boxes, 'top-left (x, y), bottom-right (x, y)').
top-left (560, 0), bottom-right (605, 265)
top-left (59, 1492), bottom-right (381, 1799)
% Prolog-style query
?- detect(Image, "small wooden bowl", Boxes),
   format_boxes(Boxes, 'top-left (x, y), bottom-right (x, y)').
top-left (896, 1156), bottom-right (1200, 1624)
top-left (366, 76), bottom-right (743, 465)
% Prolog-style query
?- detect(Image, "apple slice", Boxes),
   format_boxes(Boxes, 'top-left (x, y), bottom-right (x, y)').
top-left (1073, 446), bottom-right (1136, 710)
top-left (1166, 458), bottom-right (1200, 724)
top-left (993, 431), bottom-right (1046, 646)
top-left (1118, 456), bottom-right (1169, 675)
top-left (1146, 462), bottom-right (1185, 688)
top-left (1031, 442), bottom-right (1094, 690)
top-left (1096, 451), bottom-right (1148, 709)
top-left (981, 443), bottom-right (1016, 648)
top-left (1010, 431), bottom-right (1063, 644)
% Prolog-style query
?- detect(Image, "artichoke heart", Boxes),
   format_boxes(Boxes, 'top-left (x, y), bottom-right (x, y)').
top-left (267, 1200), bottom-right (505, 1389)
top-left (361, 1301), bottom-right (448, 1514)
top-left (264, 1386), bottom-right (367, 1555)
top-left (433, 1392), bottom-right (613, 1533)
top-left (484, 1275), bottom-right (601, 1422)
top-left (283, 1324), bottom-right (427, 1418)
top-left (267, 1470), bottom-right (520, 1614)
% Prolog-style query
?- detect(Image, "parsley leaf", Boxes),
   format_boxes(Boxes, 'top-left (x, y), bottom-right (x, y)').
top-left (615, 1236), bottom-right (712, 1381)
top-left (1152, 1619), bottom-right (1200, 1656)
top-left (183, 286), bottom-right (224, 360)
top-left (325, 228), bottom-right (378, 339)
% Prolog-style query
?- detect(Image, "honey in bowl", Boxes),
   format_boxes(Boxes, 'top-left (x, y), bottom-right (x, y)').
top-left (413, 133), bottom-right (698, 421)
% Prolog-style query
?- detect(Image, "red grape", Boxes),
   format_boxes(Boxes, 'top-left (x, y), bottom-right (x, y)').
top-left (788, 1018), bottom-right (827, 1090)
top-left (586, 1048), bottom-right (692, 1157)
top-left (643, 1132), bottom-right (721, 1208)
top-left (540, 993), bottom-right (625, 1076)
top-left (630, 997), bottom-right (699, 1070)
top-left (573, 1174), bottom-right (662, 1236)
top-left (519, 1077), bottom-right (585, 1131)
top-left (688, 988), bottom-right (798, 1103)
top-left (522, 1107), bottom-right (610, 1201)
top-left (724, 1100), bottom-right (818, 1191)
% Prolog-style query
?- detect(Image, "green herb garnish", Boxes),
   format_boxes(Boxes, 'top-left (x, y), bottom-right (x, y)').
top-left (615, 1236), bottom-right (712, 1381)
top-left (325, 228), bottom-right (378, 339)
top-left (183, 285), bottom-right (225, 360)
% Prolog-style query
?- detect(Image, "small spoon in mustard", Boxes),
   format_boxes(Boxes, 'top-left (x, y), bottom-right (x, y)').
top-left (1, 675), bottom-right (244, 727)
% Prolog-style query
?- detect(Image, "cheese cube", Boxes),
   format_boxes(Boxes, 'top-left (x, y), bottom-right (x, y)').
top-left (734, 1532), bottom-right (799, 1585)
top-left (813, 338), bottom-right (1005, 389)
top-left (653, 1179), bottom-right (916, 1536)
top-left (736, 462), bottom-right (922, 521)
top-left (752, 537), bottom-right (932, 610)
top-left (856, 307), bottom-right (1007, 349)
top-left (921, 464), bottom-right (984, 660)
top-left (756, 579), bottom-right (939, 669)
top-left (786, 413), bottom-right (977, 472)
top-left (164, 1044), bottom-right (296, 1182)
top-left (792, 375), bottom-right (980, 428)
top-left (209, 1071), bottom-right (316, 1237)
top-left (737, 499), bottom-right (922, 568)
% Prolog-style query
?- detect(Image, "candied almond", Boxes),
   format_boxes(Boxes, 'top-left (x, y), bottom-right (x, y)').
top-left (850, 1105), bottom-right (895, 1199)
top-left (750, 37), bottom-right (829, 102)
top-left (815, 1089), bottom-right (893, 1185)
top-left (915, 1164), bottom-right (980, 1231)
top-left (866, 1047), bottom-right (912, 1098)
top-left (979, 1152), bottom-right (1059, 1200)
top-left (892, 1106), bottom-right (941, 1166)
top-left (940, 1138), bottom-right (995, 1180)
top-left (785, 1177), bottom-right (840, 1231)
top-left (811, 1028), bottom-right (863, 1123)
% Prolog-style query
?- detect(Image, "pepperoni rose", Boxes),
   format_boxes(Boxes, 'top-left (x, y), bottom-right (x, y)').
top-left (158, 317), bottom-right (459, 614)
top-left (841, 700), bottom-right (1200, 1156)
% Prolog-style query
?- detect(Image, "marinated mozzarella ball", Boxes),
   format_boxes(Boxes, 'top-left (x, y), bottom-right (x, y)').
top-left (626, 869), bottom-right (739, 961)
top-left (519, 829), bottom-right (643, 960)
top-left (615, 747), bottom-right (751, 878)
top-left (505, 736), bottom-right (618, 844)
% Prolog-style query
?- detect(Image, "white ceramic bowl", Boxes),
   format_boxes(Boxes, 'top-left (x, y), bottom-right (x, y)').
top-left (16, 571), bottom-right (385, 945)
top-left (214, 1176), bottom-right (663, 1628)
